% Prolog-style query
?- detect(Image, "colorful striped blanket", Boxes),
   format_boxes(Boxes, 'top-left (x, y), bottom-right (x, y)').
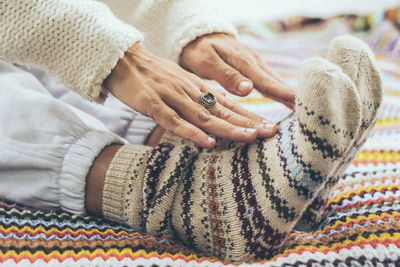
top-left (1, 14), bottom-right (400, 267)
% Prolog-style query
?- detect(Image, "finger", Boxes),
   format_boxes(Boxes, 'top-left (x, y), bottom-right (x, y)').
top-left (209, 103), bottom-right (278, 138)
top-left (256, 60), bottom-right (297, 109)
top-left (214, 44), bottom-right (296, 106)
top-left (204, 88), bottom-right (278, 137)
top-left (188, 81), bottom-right (277, 138)
top-left (162, 91), bottom-right (258, 143)
top-left (258, 81), bottom-right (296, 110)
top-left (256, 58), bottom-right (285, 83)
top-left (213, 90), bottom-right (266, 122)
top-left (241, 45), bottom-right (287, 84)
top-left (243, 65), bottom-right (296, 107)
top-left (151, 102), bottom-right (215, 149)
top-left (189, 80), bottom-right (273, 124)
top-left (194, 50), bottom-right (254, 96)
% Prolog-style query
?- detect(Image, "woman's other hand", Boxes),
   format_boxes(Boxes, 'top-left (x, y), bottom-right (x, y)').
top-left (105, 43), bottom-right (277, 149)
top-left (180, 33), bottom-right (296, 109)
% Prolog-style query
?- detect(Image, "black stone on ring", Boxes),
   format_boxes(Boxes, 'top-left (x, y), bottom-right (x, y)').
top-left (199, 92), bottom-right (217, 109)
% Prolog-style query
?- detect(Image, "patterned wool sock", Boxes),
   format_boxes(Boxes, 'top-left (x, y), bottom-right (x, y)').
top-left (294, 35), bottom-right (383, 231)
top-left (101, 57), bottom-right (363, 263)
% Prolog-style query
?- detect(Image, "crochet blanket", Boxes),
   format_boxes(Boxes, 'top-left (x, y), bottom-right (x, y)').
top-left (1, 14), bottom-right (400, 267)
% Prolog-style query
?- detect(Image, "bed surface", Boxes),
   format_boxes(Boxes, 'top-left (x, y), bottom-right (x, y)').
top-left (1, 12), bottom-right (400, 267)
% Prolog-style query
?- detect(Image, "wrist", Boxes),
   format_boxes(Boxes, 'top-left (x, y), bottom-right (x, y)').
top-left (104, 42), bottom-right (146, 92)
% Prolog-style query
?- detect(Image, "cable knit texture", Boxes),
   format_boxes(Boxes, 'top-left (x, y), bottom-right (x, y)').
top-left (0, 0), bottom-right (145, 103)
top-left (0, 0), bottom-right (237, 103)
top-left (101, 0), bottom-right (238, 62)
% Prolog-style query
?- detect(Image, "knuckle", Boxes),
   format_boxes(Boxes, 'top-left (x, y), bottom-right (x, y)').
top-left (170, 113), bottom-right (183, 124)
top-left (222, 69), bottom-right (239, 83)
top-left (245, 120), bottom-right (258, 129)
top-left (147, 96), bottom-right (162, 106)
top-left (229, 102), bottom-right (242, 114)
top-left (173, 86), bottom-right (186, 96)
top-left (197, 109), bottom-right (212, 123)
top-left (218, 107), bottom-right (233, 121)
top-left (238, 56), bottom-right (252, 68)
top-left (146, 100), bottom-right (163, 118)
top-left (199, 54), bottom-right (215, 67)
top-left (167, 114), bottom-right (184, 130)
top-left (152, 110), bottom-right (166, 123)
top-left (223, 100), bottom-right (235, 110)
top-left (198, 84), bottom-right (209, 94)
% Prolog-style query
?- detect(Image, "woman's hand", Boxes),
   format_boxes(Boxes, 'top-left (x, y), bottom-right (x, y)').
top-left (180, 33), bottom-right (296, 109)
top-left (105, 43), bottom-right (277, 149)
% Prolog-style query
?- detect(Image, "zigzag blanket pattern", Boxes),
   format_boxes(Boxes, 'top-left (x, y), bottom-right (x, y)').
top-left (1, 16), bottom-right (400, 266)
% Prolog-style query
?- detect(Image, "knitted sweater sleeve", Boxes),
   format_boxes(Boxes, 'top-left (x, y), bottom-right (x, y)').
top-left (0, 0), bottom-right (144, 103)
top-left (101, 0), bottom-right (238, 63)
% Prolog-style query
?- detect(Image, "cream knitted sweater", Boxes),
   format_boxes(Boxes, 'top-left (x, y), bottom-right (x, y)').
top-left (0, 0), bottom-right (237, 103)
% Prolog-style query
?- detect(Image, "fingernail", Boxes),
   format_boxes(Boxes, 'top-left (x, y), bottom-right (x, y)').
top-left (263, 123), bottom-right (275, 130)
top-left (243, 128), bottom-right (257, 134)
top-left (238, 81), bottom-right (252, 92)
top-left (207, 136), bottom-right (216, 144)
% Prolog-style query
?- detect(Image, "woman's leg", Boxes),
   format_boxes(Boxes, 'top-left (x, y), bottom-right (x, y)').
top-left (96, 54), bottom-right (372, 262)
top-left (85, 144), bottom-right (122, 216)
top-left (0, 59), bottom-right (126, 214)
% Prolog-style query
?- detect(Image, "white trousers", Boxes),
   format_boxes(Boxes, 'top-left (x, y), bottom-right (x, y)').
top-left (0, 59), bottom-right (157, 214)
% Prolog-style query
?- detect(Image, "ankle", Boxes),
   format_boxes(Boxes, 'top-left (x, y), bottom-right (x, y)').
top-left (145, 125), bottom-right (165, 146)
top-left (85, 144), bottom-right (123, 216)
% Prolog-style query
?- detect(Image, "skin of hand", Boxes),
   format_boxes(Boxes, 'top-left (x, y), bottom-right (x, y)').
top-left (105, 43), bottom-right (278, 149)
top-left (179, 33), bottom-right (296, 109)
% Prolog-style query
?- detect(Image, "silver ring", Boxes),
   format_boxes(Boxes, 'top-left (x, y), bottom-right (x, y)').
top-left (199, 92), bottom-right (217, 109)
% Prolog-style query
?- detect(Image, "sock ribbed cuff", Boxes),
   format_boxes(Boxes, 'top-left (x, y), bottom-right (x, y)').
top-left (102, 145), bottom-right (151, 224)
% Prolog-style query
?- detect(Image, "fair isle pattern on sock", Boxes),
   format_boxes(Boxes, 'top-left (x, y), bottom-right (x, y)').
top-left (295, 36), bottom-right (383, 231)
top-left (103, 142), bottom-right (197, 238)
top-left (102, 57), bottom-right (362, 263)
